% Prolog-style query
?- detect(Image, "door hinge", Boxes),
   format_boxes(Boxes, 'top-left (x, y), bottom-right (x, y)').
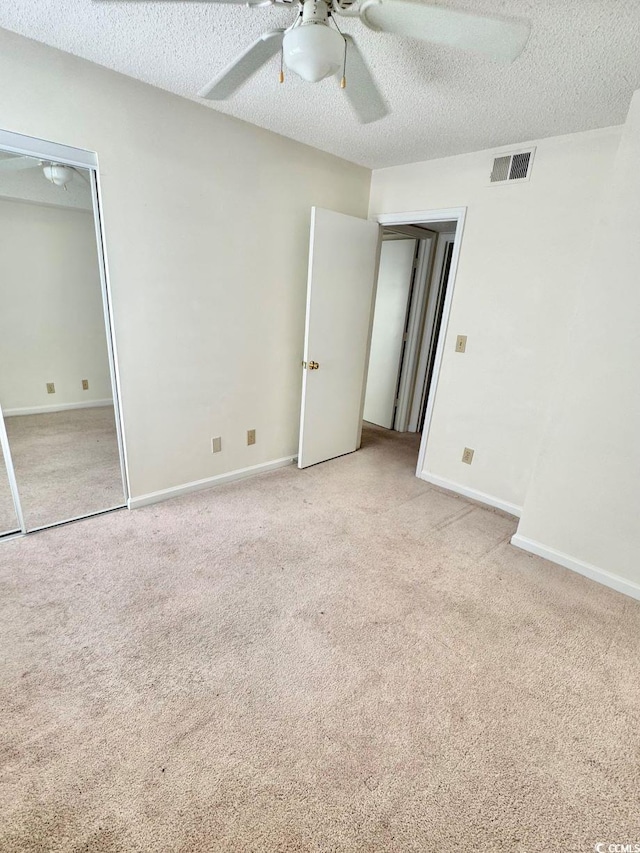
top-left (302, 361), bottom-right (307, 368)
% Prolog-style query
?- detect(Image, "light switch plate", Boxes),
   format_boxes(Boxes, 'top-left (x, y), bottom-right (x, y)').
top-left (82, 379), bottom-right (89, 390)
top-left (455, 335), bottom-right (467, 353)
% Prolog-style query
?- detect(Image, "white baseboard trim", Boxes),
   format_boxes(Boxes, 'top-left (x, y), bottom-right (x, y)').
top-left (4, 399), bottom-right (113, 416)
top-left (129, 455), bottom-right (297, 510)
top-left (511, 534), bottom-right (640, 602)
top-left (418, 471), bottom-right (522, 518)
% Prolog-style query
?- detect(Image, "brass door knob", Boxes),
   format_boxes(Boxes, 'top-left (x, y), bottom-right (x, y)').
top-left (308, 361), bottom-right (319, 370)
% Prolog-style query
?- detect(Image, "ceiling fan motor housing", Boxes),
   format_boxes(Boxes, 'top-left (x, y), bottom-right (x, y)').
top-left (301, 0), bottom-right (330, 24)
top-left (283, 0), bottom-right (344, 83)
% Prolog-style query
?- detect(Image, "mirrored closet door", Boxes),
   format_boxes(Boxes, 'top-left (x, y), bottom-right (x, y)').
top-left (0, 414), bottom-right (20, 536)
top-left (0, 143), bottom-right (127, 534)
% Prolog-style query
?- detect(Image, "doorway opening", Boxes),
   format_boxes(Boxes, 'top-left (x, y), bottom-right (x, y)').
top-left (296, 206), bottom-right (464, 474)
top-left (362, 210), bottom-right (465, 476)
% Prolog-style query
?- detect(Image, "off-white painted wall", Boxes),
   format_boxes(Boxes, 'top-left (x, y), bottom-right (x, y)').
top-left (363, 238), bottom-right (416, 429)
top-left (514, 91), bottom-right (640, 595)
top-left (0, 198), bottom-right (111, 413)
top-left (0, 28), bottom-right (370, 498)
top-left (369, 125), bottom-right (622, 509)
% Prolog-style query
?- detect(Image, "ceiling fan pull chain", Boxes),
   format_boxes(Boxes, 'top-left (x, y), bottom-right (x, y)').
top-left (279, 46), bottom-right (285, 83)
top-left (331, 12), bottom-right (348, 88)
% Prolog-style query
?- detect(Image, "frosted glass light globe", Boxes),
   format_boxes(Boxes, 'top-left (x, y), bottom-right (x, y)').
top-left (283, 24), bottom-right (344, 83)
top-left (42, 164), bottom-right (74, 187)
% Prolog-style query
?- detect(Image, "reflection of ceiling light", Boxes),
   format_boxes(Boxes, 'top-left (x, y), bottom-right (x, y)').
top-left (283, 24), bottom-right (344, 83)
top-left (42, 163), bottom-right (74, 187)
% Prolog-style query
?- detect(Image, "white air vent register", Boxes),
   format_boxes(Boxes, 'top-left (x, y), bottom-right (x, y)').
top-left (489, 148), bottom-right (535, 185)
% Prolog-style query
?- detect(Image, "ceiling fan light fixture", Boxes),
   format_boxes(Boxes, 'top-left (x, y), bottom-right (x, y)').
top-left (42, 163), bottom-right (74, 187)
top-left (283, 24), bottom-right (344, 84)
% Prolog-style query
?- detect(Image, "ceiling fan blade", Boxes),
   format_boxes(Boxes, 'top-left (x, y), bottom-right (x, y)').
top-left (0, 156), bottom-right (40, 173)
top-left (340, 35), bottom-right (389, 124)
top-left (359, 0), bottom-right (531, 63)
top-left (199, 29), bottom-right (285, 99)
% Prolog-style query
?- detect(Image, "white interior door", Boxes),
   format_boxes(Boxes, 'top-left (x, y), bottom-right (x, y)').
top-left (298, 207), bottom-right (380, 469)
top-left (363, 238), bottom-right (416, 429)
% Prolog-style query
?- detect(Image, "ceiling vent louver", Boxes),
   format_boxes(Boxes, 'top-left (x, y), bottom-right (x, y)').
top-left (489, 148), bottom-right (535, 185)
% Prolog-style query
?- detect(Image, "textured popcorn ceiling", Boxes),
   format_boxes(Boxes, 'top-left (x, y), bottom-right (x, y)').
top-left (0, 1), bottom-right (639, 168)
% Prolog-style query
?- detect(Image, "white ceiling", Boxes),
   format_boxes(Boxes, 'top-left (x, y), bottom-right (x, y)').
top-left (1, 1), bottom-right (639, 169)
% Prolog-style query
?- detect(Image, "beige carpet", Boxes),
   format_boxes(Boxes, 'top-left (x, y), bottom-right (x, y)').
top-left (3, 406), bottom-right (125, 531)
top-left (1, 425), bottom-right (638, 852)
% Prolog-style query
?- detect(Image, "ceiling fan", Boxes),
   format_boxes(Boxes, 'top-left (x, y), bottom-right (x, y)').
top-left (0, 156), bottom-right (90, 189)
top-left (101, 0), bottom-right (531, 124)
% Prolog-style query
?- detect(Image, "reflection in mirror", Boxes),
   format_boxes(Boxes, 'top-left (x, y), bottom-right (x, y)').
top-left (0, 442), bottom-right (20, 536)
top-left (0, 150), bottom-right (126, 531)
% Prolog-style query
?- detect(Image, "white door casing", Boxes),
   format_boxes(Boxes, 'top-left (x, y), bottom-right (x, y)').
top-left (376, 209), bottom-right (466, 478)
top-left (298, 207), bottom-right (380, 469)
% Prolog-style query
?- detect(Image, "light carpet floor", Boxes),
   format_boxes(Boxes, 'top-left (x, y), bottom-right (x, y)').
top-left (1, 425), bottom-right (638, 852)
top-left (3, 407), bottom-right (125, 531)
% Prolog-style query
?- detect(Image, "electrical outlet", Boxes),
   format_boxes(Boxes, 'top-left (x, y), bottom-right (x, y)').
top-left (462, 447), bottom-right (474, 465)
top-left (455, 335), bottom-right (467, 353)
top-left (82, 379), bottom-right (89, 390)
top-left (211, 436), bottom-right (222, 453)
top-left (46, 382), bottom-right (55, 394)
top-left (247, 429), bottom-right (256, 446)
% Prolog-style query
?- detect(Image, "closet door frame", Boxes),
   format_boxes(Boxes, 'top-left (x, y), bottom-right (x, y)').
top-left (0, 128), bottom-right (130, 532)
